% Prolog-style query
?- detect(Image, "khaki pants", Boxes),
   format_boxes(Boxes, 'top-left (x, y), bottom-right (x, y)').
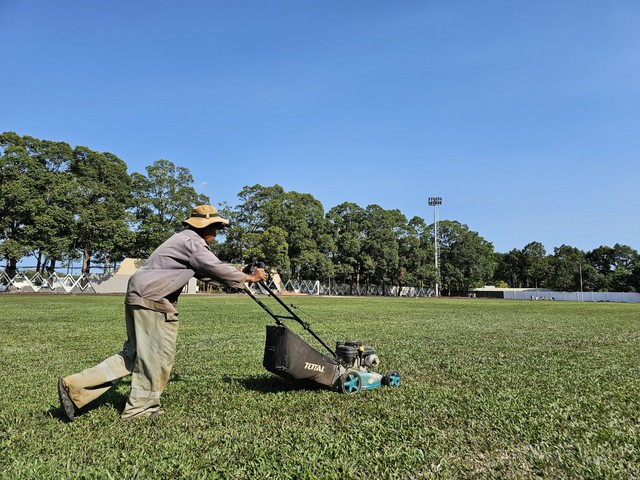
top-left (63, 305), bottom-right (179, 419)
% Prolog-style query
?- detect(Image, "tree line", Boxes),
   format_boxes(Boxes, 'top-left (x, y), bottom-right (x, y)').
top-left (0, 132), bottom-right (207, 278)
top-left (2, 132), bottom-right (639, 293)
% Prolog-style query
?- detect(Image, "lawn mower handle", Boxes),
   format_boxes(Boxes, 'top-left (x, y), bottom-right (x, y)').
top-left (242, 266), bottom-right (340, 362)
top-left (242, 262), bottom-right (269, 282)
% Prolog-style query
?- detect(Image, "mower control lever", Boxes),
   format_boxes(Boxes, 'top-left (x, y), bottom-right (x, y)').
top-left (242, 262), bottom-right (266, 274)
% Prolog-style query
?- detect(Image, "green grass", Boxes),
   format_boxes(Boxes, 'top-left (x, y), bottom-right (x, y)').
top-left (1, 294), bottom-right (639, 479)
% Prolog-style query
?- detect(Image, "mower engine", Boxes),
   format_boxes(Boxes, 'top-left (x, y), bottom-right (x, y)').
top-left (336, 341), bottom-right (380, 369)
top-left (334, 340), bottom-right (400, 394)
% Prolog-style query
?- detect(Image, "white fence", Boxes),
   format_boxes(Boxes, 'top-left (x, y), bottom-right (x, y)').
top-left (0, 271), bottom-right (96, 293)
top-left (283, 279), bottom-right (435, 297)
top-left (0, 271), bottom-right (200, 295)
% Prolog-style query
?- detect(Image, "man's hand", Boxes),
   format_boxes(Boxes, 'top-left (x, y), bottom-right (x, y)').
top-left (245, 267), bottom-right (267, 284)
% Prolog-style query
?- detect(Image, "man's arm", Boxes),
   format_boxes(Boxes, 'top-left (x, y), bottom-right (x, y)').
top-left (189, 240), bottom-right (267, 288)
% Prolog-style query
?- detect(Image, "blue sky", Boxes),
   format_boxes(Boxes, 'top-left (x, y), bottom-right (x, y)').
top-left (1, 1), bottom-right (639, 253)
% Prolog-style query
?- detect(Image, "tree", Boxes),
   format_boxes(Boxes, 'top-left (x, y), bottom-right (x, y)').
top-left (229, 225), bottom-right (290, 274)
top-left (405, 216), bottom-right (437, 288)
top-left (609, 244), bottom-right (639, 292)
top-left (131, 159), bottom-right (209, 257)
top-left (494, 249), bottom-right (523, 288)
top-left (492, 242), bottom-right (548, 288)
top-left (233, 184), bottom-right (286, 233)
top-left (226, 185), bottom-right (332, 281)
top-left (587, 244), bottom-right (639, 292)
top-left (0, 133), bottom-right (41, 276)
top-left (277, 191), bottom-right (331, 280)
top-left (70, 147), bottom-right (132, 275)
top-left (587, 245), bottom-right (616, 290)
top-left (21, 138), bottom-right (77, 274)
top-left (548, 245), bottom-right (599, 292)
top-left (327, 203), bottom-right (424, 291)
top-left (521, 241), bottom-right (549, 288)
top-left (399, 216), bottom-right (434, 288)
top-left (0, 146), bottom-right (35, 277)
top-left (437, 220), bottom-right (495, 294)
top-left (220, 185), bottom-right (287, 265)
top-left (360, 205), bottom-right (406, 288)
top-left (327, 202), bottom-right (366, 288)
top-left (630, 262), bottom-right (640, 292)
top-left (259, 226), bottom-right (291, 273)
top-left (0, 133), bottom-right (77, 276)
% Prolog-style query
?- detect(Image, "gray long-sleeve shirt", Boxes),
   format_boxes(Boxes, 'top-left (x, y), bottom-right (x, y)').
top-left (125, 229), bottom-right (247, 313)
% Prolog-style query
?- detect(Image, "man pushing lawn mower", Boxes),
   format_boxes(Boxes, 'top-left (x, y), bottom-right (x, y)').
top-left (57, 205), bottom-right (267, 421)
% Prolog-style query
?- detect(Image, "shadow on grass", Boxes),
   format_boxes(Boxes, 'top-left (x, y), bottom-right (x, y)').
top-left (222, 374), bottom-right (326, 394)
top-left (48, 373), bottom-right (325, 421)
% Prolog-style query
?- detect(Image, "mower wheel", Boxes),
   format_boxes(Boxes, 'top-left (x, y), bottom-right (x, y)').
top-left (382, 370), bottom-right (401, 387)
top-left (339, 371), bottom-right (362, 394)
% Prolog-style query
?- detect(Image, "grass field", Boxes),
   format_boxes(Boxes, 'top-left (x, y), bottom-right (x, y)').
top-left (1, 294), bottom-right (639, 479)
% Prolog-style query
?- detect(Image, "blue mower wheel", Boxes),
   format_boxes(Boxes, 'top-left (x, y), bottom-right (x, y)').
top-left (383, 370), bottom-right (401, 387)
top-left (339, 371), bottom-right (362, 394)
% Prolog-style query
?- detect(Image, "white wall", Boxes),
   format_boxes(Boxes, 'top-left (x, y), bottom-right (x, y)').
top-left (502, 289), bottom-right (640, 303)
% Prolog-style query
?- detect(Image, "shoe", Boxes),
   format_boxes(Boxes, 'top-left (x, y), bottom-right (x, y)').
top-left (57, 377), bottom-right (76, 422)
top-left (122, 409), bottom-right (165, 421)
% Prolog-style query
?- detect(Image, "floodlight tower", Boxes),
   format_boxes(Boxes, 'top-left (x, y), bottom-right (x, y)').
top-left (428, 196), bottom-right (442, 297)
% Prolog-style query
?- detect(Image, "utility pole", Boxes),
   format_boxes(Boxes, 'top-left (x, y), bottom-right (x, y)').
top-left (579, 260), bottom-right (583, 301)
top-left (428, 197), bottom-right (442, 297)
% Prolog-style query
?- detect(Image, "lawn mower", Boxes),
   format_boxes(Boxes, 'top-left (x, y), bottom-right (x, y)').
top-left (243, 265), bottom-right (401, 394)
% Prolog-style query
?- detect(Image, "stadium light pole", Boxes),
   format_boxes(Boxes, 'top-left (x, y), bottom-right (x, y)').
top-left (428, 196), bottom-right (442, 297)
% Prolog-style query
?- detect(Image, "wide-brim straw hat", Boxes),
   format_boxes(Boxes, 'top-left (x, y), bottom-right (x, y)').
top-left (182, 205), bottom-right (230, 229)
